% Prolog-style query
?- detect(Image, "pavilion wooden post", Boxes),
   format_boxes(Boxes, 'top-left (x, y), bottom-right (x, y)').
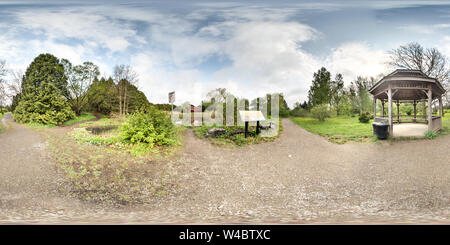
top-left (388, 84), bottom-right (393, 136)
top-left (413, 100), bottom-right (417, 123)
top-left (396, 100), bottom-right (400, 123)
top-left (381, 100), bottom-right (385, 117)
top-left (373, 97), bottom-right (376, 118)
top-left (439, 96), bottom-right (443, 118)
top-left (244, 121), bottom-right (249, 138)
top-left (423, 101), bottom-right (426, 120)
top-left (427, 85), bottom-right (433, 131)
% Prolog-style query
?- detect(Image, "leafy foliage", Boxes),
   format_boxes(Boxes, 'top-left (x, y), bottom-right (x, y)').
top-left (86, 77), bottom-right (150, 116)
top-left (120, 107), bottom-right (177, 147)
top-left (21, 53), bottom-right (68, 98)
top-left (358, 112), bottom-right (371, 123)
top-left (13, 82), bottom-right (75, 125)
top-left (425, 130), bottom-right (438, 139)
top-left (308, 67), bottom-right (332, 107)
top-left (13, 54), bottom-right (75, 125)
top-left (86, 77), bottom-right (117, 114)
top-left (290, 106), bottom-right (310, 117)
top-left (311, 104), bottom-right (331, 122)
top-left (62, 59), bottom-right (100, 115)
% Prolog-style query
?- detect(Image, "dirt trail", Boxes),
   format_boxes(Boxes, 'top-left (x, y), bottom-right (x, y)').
top-left (0, 115), bottom-right (449, 223)
top-left (0, 113), bottom-right (122, 223)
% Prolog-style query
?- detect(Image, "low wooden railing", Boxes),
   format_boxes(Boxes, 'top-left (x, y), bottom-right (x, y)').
top-left (432, 117), bottom-right (442, 132)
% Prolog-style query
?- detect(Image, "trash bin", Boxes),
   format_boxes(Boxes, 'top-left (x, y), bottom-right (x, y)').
top-left (372, 122), bottom-right (389, 139)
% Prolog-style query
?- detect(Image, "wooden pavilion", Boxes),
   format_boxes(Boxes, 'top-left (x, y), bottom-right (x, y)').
top-left (368, 69), bottom-right (446, 136)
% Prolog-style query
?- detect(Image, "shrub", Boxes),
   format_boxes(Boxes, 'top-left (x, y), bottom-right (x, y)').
top-left (290, 107), bottom-right (309, 117)
top-left (425, 130), bottom-right (437, 139)
top-left (359, 112), bottom-right (371, 123)
top-left (120, 107), bottom-right (177, 147)
top-left (311, 104), bottom-right (331, 122)
top-left (13, 82), bottom-right (75, 125)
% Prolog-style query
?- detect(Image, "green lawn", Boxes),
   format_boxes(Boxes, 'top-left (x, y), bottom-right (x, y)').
top-left (290, 116), bottom-right (375, 144)
top-left (441, 114), bottom-right (450, 136)
top-left (0, 113), bottom-right (4, 133)
top-left (62, 112), bottom-right (97, 126)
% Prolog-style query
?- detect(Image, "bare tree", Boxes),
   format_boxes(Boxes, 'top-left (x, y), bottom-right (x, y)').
top-left (8, 69), bottom-right (24, 97)
top-left (113, 64), bottom-right (138, 115)
top-left (389, 42), bottom-right (450, 103)
top-left (0, 60), bottom-right (8, 107)
top-left (206, 88), bottom-right (230, 104)
top-left (62, 59), bottom-right (100, 115)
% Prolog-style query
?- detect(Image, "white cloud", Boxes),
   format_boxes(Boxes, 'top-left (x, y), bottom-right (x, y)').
top-left (209, 21), bottom-right (321, 106)
top-left (0, 2), bottom-right (412, 108)
top-left (14, 9), bottom-right (141, 53)
top-left (398, 23), bottom-right (450, 35)
top-left (439, 36), bottom-right (450, 59)
top-left (327, 42), bottom-right (389, 84)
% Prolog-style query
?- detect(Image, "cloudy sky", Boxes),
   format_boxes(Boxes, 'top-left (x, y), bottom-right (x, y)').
top-left (1, 0), bottom-right (450, 106)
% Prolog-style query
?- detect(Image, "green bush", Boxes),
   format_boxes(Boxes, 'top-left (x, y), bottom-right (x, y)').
top-left (444, 109), bottom-right (450, 116)
top-left (13, 82), bottom-right (75, 125)
top-left (120, 107), bottom-right (177, 147)
top-left (425, 130), bottom-right (437, 139)
top-left (311, 104), bottom-right (331, 122)
top-left (0, 108), bottom-right (8, 114)
top-left (359, 112), bottom-right (371, 123)
top-left (290, 107), bottom-right (310, 117)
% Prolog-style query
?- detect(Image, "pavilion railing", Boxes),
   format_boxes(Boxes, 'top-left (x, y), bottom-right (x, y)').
top-left (432, 117), bottom-right (442, 132)
top-left (375, 115), bottom-right (432, 124)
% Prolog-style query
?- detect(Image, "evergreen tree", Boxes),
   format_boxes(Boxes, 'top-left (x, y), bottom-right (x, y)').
top-left (13, 53), bottom-right (74, 124)
top-left (86, 77), bottom-right (117, 114)
top-left (13, 82), bottom-right (75, 124)
top-left (307, 67), bottom-right (332, 108)
top-left (21, 53), bottom-right (68, 98)
top-left (330, 73), bottom-right (345, 116)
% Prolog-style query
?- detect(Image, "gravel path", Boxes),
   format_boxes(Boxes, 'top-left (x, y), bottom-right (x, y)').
top-left (0, 114), bottom-right (449, 223)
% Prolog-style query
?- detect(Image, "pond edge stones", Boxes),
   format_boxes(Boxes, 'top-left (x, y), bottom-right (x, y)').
top-left (205, 128), bottom-right (226, 138)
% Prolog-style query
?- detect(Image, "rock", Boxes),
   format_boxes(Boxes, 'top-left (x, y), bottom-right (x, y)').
top-left (205, 128), bottom-right (226, 138)
top-left (229, 129), bottom-right (245, 136)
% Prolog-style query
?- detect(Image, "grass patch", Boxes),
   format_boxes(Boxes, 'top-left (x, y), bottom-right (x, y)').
top-left (62, 112), bottom-right (97, 126)
top-left (25, 122), bottom-right (57, 129)
top-left (0, 113), bottom-right (4, 133)
top-left (440, 114), bottom-right (450, 136)
top-left (79, 117), bottom-right (120, 128)
top-left (290, 116), bottom-right (373, 144)
top-left (292, 114), bottom-right (450, 143)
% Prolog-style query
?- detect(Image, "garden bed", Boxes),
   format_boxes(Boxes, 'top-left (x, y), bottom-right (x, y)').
top-left (46, 112), bottom-right (184, 205)
top-left (193, 119), bottom-right (282, 146)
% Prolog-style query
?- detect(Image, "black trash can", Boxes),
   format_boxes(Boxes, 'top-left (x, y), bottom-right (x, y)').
top-left (372, 122), bottom-right (389, 139)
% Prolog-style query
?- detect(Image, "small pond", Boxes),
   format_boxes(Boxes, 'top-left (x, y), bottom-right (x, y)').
top-left (86, 125), bottom-right (118, 135)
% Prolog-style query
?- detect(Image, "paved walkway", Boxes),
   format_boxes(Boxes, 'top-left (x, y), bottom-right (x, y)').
top-left (0, 114), bottom-right (449, 223)
top-left (393, 123), bottom-right (428, 137)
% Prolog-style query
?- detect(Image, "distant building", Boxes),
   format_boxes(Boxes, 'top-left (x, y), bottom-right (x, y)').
top-left (190, 105), bottom-right (202, 126)
top-left (190, 104), bottom-right (201, 113)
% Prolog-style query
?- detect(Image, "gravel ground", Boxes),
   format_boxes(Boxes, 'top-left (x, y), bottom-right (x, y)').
top-left (0, 113), bottom-right (449, 224)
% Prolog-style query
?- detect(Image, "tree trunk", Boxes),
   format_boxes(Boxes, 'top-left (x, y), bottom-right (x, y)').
top-left (118, 85), bottom-right (123, 116)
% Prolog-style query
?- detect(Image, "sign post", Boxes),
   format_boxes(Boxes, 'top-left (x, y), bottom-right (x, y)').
top-left (238, 110), bottom-right (266, 138)
top-left (168, 91), bottom-right (175, 111)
